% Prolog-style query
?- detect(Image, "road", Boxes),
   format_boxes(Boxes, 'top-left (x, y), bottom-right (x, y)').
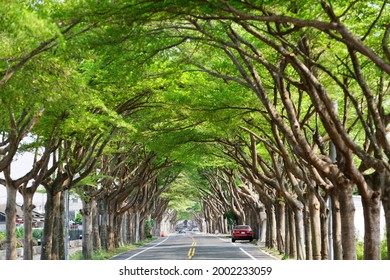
top-left (111, 232), bottom-right (276, 260)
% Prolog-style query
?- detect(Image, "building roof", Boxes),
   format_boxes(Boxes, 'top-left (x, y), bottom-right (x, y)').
top-left (0, 203), bottom-right (44, 220)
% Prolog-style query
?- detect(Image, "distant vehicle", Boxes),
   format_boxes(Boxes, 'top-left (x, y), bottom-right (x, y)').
top-left (232, 225), bottom-right (253, 242)
top-left (192, 227), bottom-right (199, 232)
top-left (178, 229), bottom-right (186, 234)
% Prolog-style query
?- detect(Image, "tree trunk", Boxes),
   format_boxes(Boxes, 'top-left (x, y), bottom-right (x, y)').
top-left (284, 208), bottom-right (290, 257)
top-left (98, 198), bottom-right (108, 250)
top-left (330, 191), bottom-right (343, 259)
top-left (362, 194), bottom-right (381, 260)
top-left (51, 195), bottom-right (62, 260)
top-left (107, 213), bottom-right (115, 250)
top-left (319, 195), bottom-right (329, 260)
top-left (57, 192), bottom-right (66, 260)
top-left (21, 190), bottom-right (35, 260)
top-left (41, 191), bottom-right (61, 260)
top-left (82, 199), bottom-right (93, 260)
top-left (294, 207), bottom-right (306, 260)
top-left (265, 204), bottom-right (276, 249)
top-left (114, 214), bottom-right (123, 247)
top-left (383, 181), bottom-right (390, 260)
top-left (124, 212), bottom-right (131, 244)
top-left (288, 206), bottom-right (297, 259)
top-left (303, 204), bottom-right (312, 260)
top-left (92, 199), bottom-right (101, 250)
top-left (338, 181), bottom-right (357, 260)
top-left (140, 218), bottom-right (146, 241)
top-left (135, 210), bottom-right (140, 243)
top-left (276, 201), bottom-right (285, 254)
top-left (260, 212), bottom-right (267, 242)
top-left (383, 203), bottom-right (390, 260)
top-left (5, 186), bottom-right (17, 260)
top-left (363, 171), bottom-right (385, 260)
top-left (309, 191), bottom-right (321, 260)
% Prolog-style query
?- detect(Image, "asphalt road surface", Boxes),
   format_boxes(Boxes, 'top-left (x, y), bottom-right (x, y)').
top-left (111, 232), bottom-right (276, 260)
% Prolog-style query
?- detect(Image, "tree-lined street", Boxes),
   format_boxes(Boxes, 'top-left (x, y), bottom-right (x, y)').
top-left (111, 232), bottom-right (275, 261)
top-left (1, 0), bottom-right (389, 261)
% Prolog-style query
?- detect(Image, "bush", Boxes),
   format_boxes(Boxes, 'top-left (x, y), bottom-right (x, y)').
top-left (0, 231), bottom-right (6, 241)
top-left (356, 235), bottom-right (388, 260)
top-left (145, 219), bottom-right (153, 239)
top-left (32, 228), bottom-right (43, 240)
top-left (381, 233), bottom-right (388, 260)
top-left (16, 227), bottom-right (24, 239)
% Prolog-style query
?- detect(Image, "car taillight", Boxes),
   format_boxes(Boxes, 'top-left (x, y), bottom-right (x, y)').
top-left (249, 231), bottom-right (253, 234)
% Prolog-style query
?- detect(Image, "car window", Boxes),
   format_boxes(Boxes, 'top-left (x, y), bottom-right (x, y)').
top-left (234, 225), bottom-right (250, 230)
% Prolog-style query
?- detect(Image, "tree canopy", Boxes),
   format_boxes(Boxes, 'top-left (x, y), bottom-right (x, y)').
top-left (0, 0), bottom-right (389, 260)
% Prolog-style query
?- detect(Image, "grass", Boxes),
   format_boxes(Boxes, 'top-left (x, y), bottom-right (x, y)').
top-left (70, 237), bottom-right (157, 260)
top-left (260, 246), bottom-right (286, 260)
top-left (356, 237), bottom-right (388, 260)
top-left (261, 237), bottom-right (388, 260)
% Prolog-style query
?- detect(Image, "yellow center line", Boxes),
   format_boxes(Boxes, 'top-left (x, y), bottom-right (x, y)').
top-left (187, 247), bottom-right (196, 259)
top-left (187, 236), bottom-right (197, 259)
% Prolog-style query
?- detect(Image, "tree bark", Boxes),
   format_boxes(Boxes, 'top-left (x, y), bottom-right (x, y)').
top-left (92, 199), bottom-right (101, 250)
top-left (363, 172), bottom-right (385, 259)
top-left (98, 198), bottom-right (108, 250)
top-left (303, 204), bottom-right (312, 260)
top-left (114, 214), bottom-right (123, 247)
top-left (276, 201), bottom-right (285, 254)
top-left (135, 210), bottom-right (140, 243)
top-left (288, 206), bottom-right (297, 259)
top-left (319, 196), bottom-right (329, 260)
top-left (309, 191), bottom-right (321, 260)
top-left (82, 199), bottom-right (93, 259)
top-left (362, 194), bottom-right (381, 260)
top-left (383, 176), bottom-right (390, 260)
top-left (330, 191), bottom-right (343, 259)
top-left (294, 207), bottom-right (306, 260)
top-left (338, 181), bottom-right (357, 260)
top-left (265, 203), bottom-right (277, 249)
top-left (57, 192), bottom-right (66, 260)
top-left (5, 186), bottom-right (17, 260)
top-left (41, 191), bottom-right (61, 260)
top-left (21, 189), bottom-right (35, 260)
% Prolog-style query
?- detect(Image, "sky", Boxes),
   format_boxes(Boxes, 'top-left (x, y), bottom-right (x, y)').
top-left (0, 151), bottom-right (81, 213)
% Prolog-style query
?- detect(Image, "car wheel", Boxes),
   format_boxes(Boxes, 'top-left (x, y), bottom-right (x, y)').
top-left (232, 238), bottom-right (236, 242)
top-left (249, 238), bottom-right (253, 242)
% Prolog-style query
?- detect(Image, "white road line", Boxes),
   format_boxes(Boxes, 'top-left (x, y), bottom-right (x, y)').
top-left (216, 236), bottom-right (231, 243)
top-left (239, 248), bottom-right (257, 260)
top-left (125, 236), bottom-right (170, 260)
top-left (215, 235), bottom-right (258, 259)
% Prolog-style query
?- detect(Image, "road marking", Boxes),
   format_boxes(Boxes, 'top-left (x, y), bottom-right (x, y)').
top-left (187, 236), bottom-right (197, 260)
top-left (239, 248), bottom-right (257, 260)
top-left (187, 247), bottom-right (195, 259)
top-left (125, 236), bottom-right (170, 260)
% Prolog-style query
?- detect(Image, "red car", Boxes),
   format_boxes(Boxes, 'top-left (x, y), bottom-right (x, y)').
top-left (232, 225), bottom-right (253, 242)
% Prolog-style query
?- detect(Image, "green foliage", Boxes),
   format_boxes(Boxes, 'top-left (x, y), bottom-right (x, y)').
top-left (161, 172), bottom-right (201, 220)
top-left (0, 231), bottom-right (5, 240)
top-left (70, 238), bottom-right (156, 260)
top-left (32, 228), bottom-right (43, 240)
top-left (74, 212), bottom-right (82, 224)
top-left (356, 234), bottom-right (388, 260)
top-left (145, 219), bottom-right (154, 239)
top-left (15, 226), bottom-right (24, 239)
